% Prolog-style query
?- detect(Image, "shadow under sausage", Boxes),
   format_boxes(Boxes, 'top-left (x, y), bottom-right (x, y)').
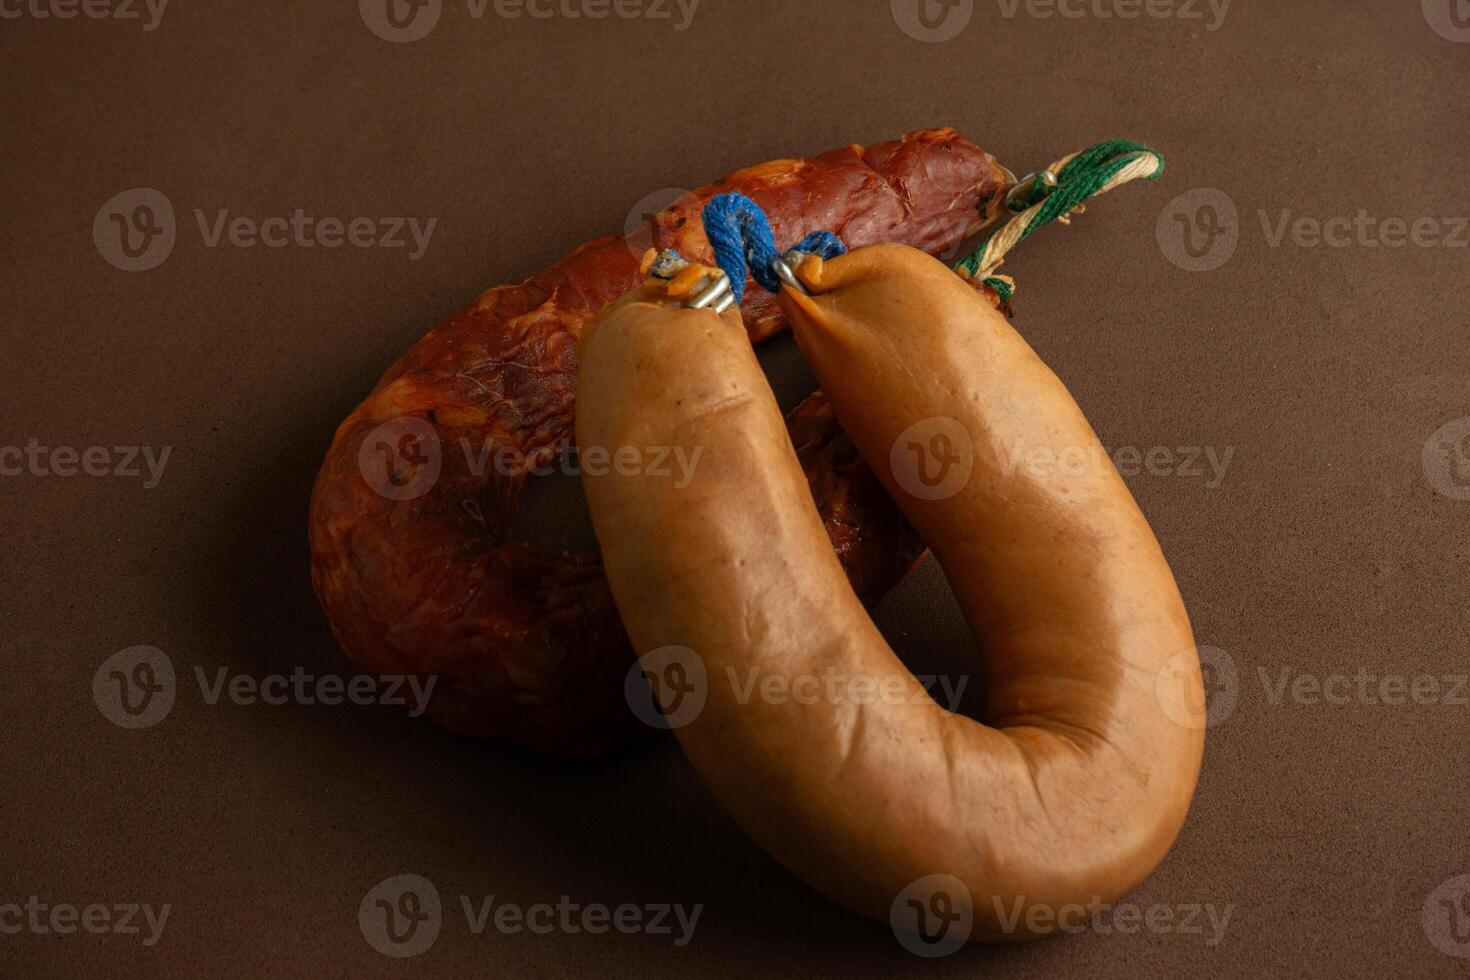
top-left (186, 327), bottom-right (1002, 970)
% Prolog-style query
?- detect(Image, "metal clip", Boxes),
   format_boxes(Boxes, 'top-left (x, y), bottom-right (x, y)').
top-left (686, 270), bottom-right (737, 313)
top-left (645, 249), bottom-right (737, 313)
top-left (1004, 168), bottom-right (1059, 212)
top-left (771, 254), bottom-right (808, 294)
top-left (654, 249), bottom-right (809, 311)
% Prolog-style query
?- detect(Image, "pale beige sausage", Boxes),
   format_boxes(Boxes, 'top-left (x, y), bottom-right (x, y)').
top-left (576, 252), bottom-right (1204, 941)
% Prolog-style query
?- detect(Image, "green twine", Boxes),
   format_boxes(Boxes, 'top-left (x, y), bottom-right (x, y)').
top-left (953, 139), bottom-right (1166, 300)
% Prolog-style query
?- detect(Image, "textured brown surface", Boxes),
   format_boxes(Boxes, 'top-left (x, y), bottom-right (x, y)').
top-left (3, 1), bottom-right (1468, 976)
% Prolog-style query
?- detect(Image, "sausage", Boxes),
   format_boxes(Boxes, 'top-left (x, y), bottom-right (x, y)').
top-left (576, 244), bottom-right (1204, 939)
top-left (308, 130), bottom-right (1012, 757)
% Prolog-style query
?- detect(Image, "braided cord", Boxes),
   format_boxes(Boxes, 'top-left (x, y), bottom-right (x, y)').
top-left (955, 140), bottom-right (1166, 297)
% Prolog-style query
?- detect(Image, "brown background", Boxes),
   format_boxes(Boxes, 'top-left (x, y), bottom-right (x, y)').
top-left (4, 0), bottom-right (1469, 976)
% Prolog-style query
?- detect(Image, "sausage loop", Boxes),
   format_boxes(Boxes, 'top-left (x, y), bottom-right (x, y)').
top-left (954, 139), bottom-right (1167, 299)
top-left (702, 192), bottom-right (846, 301)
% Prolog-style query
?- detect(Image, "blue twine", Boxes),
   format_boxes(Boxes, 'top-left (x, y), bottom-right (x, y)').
top-left (702, 193), bottom-right (846, 303)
